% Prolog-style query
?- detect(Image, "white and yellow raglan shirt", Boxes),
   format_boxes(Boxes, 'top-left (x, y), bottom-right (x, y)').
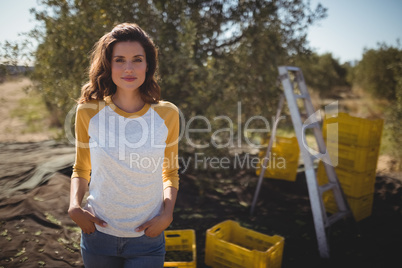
top-left (71, 95), bottom-right (179, 238)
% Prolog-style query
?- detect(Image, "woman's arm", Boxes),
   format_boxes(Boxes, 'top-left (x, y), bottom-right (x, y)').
top-left (68, 177), bottom-right (107, 234)
top-left (162, 186), bottom-right (178, 221)
top-left (135, 186), bottom-right (178, 237)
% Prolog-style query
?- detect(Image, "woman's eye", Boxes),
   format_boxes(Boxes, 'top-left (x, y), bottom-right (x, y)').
top-left (115, 59), bottom-right (125, 63)
top-left (134, 58), bottom-right (143, 63)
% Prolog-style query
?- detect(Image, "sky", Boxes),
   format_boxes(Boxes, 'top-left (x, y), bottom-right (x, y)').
top-left (0, 0), bottom-right (401, 64)
top-left (308, 0), bottom-right (402, 63)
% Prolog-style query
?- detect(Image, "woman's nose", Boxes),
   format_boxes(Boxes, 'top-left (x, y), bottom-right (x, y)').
top-left (125, 61), bottom-right (134, 71)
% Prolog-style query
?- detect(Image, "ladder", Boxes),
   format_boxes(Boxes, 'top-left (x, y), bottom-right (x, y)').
top-left (250, 66), bottom-right (354, 258)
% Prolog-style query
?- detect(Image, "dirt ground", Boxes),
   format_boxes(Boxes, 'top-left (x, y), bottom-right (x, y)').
top-left (0, 141), bottom-right (402, 268)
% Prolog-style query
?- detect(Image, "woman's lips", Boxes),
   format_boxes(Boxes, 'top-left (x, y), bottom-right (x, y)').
top-left (122, 77), bottom-right (137, 82)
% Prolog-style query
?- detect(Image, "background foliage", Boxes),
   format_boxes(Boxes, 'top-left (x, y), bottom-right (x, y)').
top-left (1, 0), bottom-right (401, 168)
top-left (353, 43), bottom-right (402, 100)
top-left (291, 52), bottom-right (349, 97)
top-left (8, 0), bottom-right (326, 150)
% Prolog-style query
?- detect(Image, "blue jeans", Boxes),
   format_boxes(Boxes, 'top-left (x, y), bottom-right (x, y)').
top-left (80, 230), bottom-right (166, 268)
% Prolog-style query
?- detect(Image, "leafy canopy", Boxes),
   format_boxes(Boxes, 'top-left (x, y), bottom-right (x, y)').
top-left (3, 0), bottom-right (327, 151)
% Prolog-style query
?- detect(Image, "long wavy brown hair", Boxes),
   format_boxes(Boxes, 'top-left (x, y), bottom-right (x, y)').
top-left (78, 23), bottom-right (160, 104)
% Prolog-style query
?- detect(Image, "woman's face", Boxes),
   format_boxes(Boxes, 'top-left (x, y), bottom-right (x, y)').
top-left (111, 41), bottom-right (147, 94)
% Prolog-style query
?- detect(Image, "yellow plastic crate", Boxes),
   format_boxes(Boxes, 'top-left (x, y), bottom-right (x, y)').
top-left (164, 229), bottom-right (196, 268)
top-left (323, 112), bottom-right (384, 147)
top-left (323, 192), bottom-right (373, 222)
top-left (326, 141), bottom-right (380, 173)
top-left (256, 136), bottom-right (300, 181)
top-left (317, 161), bottom-right (376, 198)
top-left (205, 220), bottom-right (284, 268)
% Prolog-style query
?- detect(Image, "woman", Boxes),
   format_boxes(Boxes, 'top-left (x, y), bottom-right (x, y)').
top-left (68, 23), bottom-right (179, 268)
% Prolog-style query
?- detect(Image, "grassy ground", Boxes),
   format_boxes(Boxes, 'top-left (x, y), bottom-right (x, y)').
top-left (0, 76), bottom-right (58, 142)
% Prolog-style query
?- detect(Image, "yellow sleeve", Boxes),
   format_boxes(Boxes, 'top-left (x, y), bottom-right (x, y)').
top-left (71, 101), bottom-right (99, 182)
top-left (154, 102), bottom-right (180, 190)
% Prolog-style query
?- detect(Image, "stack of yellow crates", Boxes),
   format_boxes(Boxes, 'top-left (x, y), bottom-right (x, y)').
top-left (317, 113), bottom-right (383, 221)
top-left (256, 136), bottom-right (300, 182)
